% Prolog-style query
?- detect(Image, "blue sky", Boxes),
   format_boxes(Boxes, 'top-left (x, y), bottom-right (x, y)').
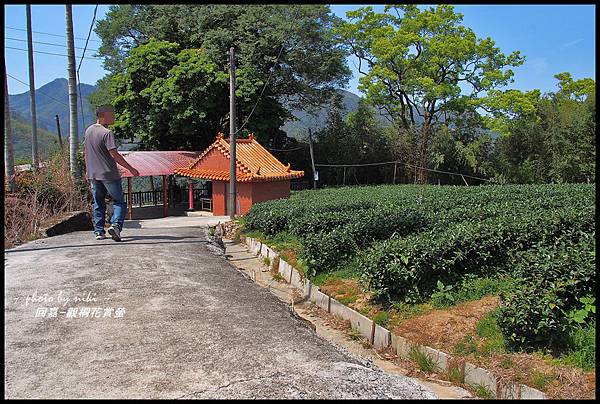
top-left (4, 4), bottom-right (596, 97)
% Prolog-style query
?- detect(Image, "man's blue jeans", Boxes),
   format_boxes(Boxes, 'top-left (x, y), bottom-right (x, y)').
top-left (90, 179), bottom-right (127, 234)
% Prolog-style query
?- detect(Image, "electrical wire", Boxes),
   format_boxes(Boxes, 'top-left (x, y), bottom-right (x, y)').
top-left (233, 5), bottom-right (302, 135)
top-left (315, 160), bottom-right (492, 182)
top-left (5, 46), bottom-right (101, 60)
top-left (5, 25), bottom-right (102, 43)
top-left (5, 36), bottom-right (99, 52)
top-left (76, 4), bottom-right (99, 132)
top-left (266, 144), bottom-right (309, 152)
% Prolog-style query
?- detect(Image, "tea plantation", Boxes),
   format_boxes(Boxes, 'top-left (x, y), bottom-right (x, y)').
top-left (243, 184), bottom-right (595, 352)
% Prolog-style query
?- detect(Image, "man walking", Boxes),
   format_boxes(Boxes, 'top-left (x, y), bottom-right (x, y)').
top-left (84, 105), bottom-right (139, 241)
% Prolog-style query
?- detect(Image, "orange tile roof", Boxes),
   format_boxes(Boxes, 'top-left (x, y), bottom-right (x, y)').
top-left (174, 133), bottom-right (304, 182)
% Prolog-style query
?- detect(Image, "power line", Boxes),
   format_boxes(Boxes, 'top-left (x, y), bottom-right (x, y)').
top-left (77, 4), bottom-right (99, 131)
top-left (5, 36), bottom-right (99, 53)
top-left (5, 25), bottom-right (102, 43)
top-left (77, 5), bottom-right (99, 73)
top-left (5, 46), bottom-right (101, 60)
top-left (6, 73), bottom-right (69, 106)
top-left (315, 160), bottom-right (492, 182)
top-left (266, 144), bottom-right (309, 152)
top-left (234, 5), bottom-right (302, 135)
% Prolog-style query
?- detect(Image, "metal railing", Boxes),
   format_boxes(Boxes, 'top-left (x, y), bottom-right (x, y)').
top-left (124, 190), bottom-right (164, 207)
top-left (123, 187), bottom-right (213, 211)
top-left (199, 198), bottom-right (212, 212)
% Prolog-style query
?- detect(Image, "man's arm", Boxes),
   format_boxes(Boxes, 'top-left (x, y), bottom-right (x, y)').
top-left (109, 149), bottom-right (140, 176)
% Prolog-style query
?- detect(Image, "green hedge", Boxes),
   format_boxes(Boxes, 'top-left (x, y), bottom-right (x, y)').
top-left (357, 205), bottom-right (594, 303)
top-left (497, 231), bottom-right (596, 351)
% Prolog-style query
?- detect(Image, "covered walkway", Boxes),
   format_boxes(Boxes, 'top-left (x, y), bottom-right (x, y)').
top-left (117, 151), bottom-right (206, 219)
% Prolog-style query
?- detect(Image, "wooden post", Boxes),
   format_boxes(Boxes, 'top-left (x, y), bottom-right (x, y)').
top-left (343, 166), bottom-right (346, 186)
top-left (187, 178), bottom-right (194, 211)
top-left (308, 128), bottom-right (317, 189)
top-left (393, 161), bottom-right (397, 185)
top-left (162, 175), bottom-right (167, 217)
top-left (127, 177), bottom-right (132, 220)
top-left (55, 115), bottom-right (63, 150)
top-left (26, 5), bottom-right (39, 171)
top-left (228, 47), bottom-right (237, 219)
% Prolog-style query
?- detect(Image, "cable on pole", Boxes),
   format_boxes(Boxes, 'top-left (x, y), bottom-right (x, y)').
top-left (5, 46), bottom-right (100, 60)
top-left (5, 36), bottom-right (99, 52)
top-left (5, 25), bottom-right (102, 43)
top-left (315, 160), bottom-right (492, 182)
top-left (266, 144), bottom-right (309, 152)
top-left (233, 5), bottom-right (302, 135)
top-left (76, 4), bottom-right (99, 133)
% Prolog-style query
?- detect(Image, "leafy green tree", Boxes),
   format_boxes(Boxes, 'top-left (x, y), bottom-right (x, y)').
top-left (484, 73), bottom-right (595, 183)
top-left (336, 5), bottom-right (524, 182)
top-left (109, 40), bottom-right (228, 150)
top-left (92, 5), bottom-right (350, 148)
top-left (314, 96), bottom-right (394, 186)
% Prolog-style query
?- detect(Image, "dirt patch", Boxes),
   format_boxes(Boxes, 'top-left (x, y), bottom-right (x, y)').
top-left (320, 279), bottom-right (361, 300)
top-left (319, 279), bottom-right (383, 315)
top-left (392, 296), bottom-right (500, 351)
top-left (279, 248), bottom-right (299, 269)
top-left (481, 352), bottom-right (596, 400)
top-left (390, 295), bottom-right (595, 399)
top-left (304, 303), bottom-right (351, 332)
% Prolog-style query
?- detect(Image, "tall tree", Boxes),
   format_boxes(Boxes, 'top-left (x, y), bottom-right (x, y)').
top-left (91, 5), bottom-right (350, 148)
top-left (26, 4), bottom-right (39, 171)
top-left (336, 5), bottom-right (524, 182)
top-left (65, 5), bottom-right (79, 179)
top-left (4, 63), bottom-right (16, 192)
top-left (483, 73), bottom-right (595, 183)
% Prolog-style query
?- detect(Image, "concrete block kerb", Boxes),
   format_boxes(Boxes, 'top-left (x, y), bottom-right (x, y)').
top-left (373, 324), bottom-right (392, 350)
top-left (464, 362), bottom-right (497, 395)
top-left (278, 259), bottom-right (293, 282)
top-left (242, 237), bottom-right (548, 400)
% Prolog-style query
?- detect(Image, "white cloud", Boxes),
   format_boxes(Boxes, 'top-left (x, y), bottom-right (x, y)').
top-left (526, 57), bottom-right (549, 75)
top-left (560, 38), bottom-right (583, 49)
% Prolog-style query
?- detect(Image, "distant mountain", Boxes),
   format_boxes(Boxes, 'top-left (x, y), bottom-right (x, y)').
top-left (281, 89), bottom-right (393, 140)
top-left (8, 78), bottom-right (96, 138)
top-left (8, 78), bottom-right (399, 146)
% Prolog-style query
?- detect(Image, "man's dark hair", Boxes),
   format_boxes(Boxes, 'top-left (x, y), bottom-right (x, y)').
top-left (96, 105), bottom-right (114, 118)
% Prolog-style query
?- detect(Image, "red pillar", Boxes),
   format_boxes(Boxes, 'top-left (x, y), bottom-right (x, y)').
top-left (162, 175), bottom-right (167, 217)
top-left (127, 177), bottom-right (133, 220)
top-left (187, 178), bottom-right (195, 211)
top-left (169, 175), bottom-right (174, 207)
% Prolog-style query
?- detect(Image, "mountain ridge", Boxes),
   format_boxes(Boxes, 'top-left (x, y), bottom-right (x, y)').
top-left (8, 78), bottom-right (390, 143)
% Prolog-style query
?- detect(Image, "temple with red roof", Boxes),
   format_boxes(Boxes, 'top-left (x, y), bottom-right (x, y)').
top-left (175, 133), bottom-right (304, 216)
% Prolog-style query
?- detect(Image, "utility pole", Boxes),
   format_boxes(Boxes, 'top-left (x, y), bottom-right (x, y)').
top-left (26, 4), bottom-right (39, 171)
top-left (4, 63), bottom-right (16, 192)
top-left (55, 115), bottom-right (63, 150)
top-left (65, 5), bottom-right (79, 179)
top-left (228, 46), bottom-right (237, 219)
top-left (308, 128), bottom-right (317, 189)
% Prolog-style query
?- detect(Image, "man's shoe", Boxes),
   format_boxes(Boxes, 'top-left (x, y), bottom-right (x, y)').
top-left (95, 232), bottom-right (107, 240)
top-left (107, 225), bottom-right (121, 242)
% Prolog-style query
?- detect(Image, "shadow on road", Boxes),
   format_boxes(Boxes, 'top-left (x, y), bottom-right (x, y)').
top-left (5, 239), bottom-right (209, 254)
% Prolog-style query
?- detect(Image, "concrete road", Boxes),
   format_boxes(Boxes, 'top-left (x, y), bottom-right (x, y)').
top-left (4, 218), bottom-right (436, 399)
